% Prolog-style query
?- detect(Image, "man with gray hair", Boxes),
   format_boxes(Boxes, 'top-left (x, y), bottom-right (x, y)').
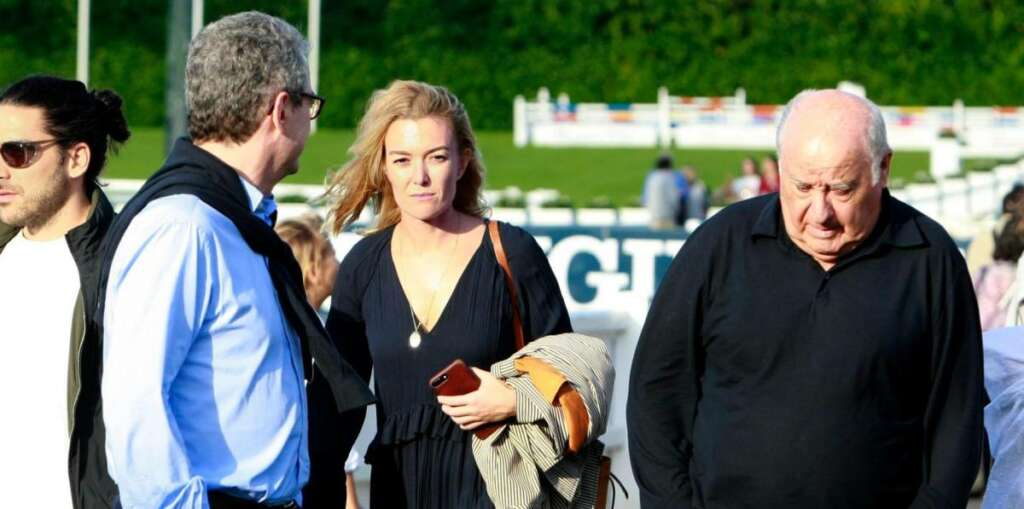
top-left (628, 89), bottom-right (983, 508)
top-left (97, 11), bottom-right (372, 508)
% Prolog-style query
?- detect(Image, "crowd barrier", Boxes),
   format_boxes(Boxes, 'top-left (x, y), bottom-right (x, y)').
top-left (514, 87), bottom-right (1024, 158)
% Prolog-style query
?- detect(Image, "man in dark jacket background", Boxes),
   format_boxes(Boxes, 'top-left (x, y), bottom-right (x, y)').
top-left (0, 75), bottom-right (130, 508)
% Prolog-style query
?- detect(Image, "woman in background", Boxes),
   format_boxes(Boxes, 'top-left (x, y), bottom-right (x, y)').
top-left (322, 80), bottom-right (571, 508)
top-left (275, 215), bottom-right (362, 509)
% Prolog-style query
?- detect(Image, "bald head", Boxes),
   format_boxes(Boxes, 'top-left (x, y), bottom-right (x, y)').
top-left (776, 90), bottom-right (890, 185)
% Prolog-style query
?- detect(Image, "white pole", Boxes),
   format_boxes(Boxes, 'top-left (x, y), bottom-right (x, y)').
top-left (191, 0), bottom-right (203, 38)
top-left (513, 95), bottom-right (527, 147)
top-left (76, 0), bottom-right (90, 86)
top-left (308, 0), bottom-right (321, 133)
top-left (657, 86), bottom-right (670, 148)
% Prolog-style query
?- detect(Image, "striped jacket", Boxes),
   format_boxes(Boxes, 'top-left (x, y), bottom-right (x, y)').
top-left (472, 333), bottom-right (614, 509)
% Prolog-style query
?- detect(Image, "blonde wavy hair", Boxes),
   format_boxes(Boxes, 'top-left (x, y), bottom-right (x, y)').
top-left (326, 80), bottom-right (486, 234)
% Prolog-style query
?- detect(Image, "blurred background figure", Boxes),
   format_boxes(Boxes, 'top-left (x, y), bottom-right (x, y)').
top-left (276, 214), bottom-right (337, 313)
top-left (973, 213), bottom-right (1024, 331)
top-left (681, 165), bottom-right (709, 225)
top-left (759, 155), bottom-right (780, 194)
top-left (730, 156), bottom-right (761, 201)
top-left (275, 214), bottom-right (362, 509)
top-left (968, 184), bottom-right (1024, 275)
top-left (643, 153), bottom-right (681, 229)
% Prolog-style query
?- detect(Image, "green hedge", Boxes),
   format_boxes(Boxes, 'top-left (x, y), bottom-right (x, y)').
top-left (4, 0), bottom-right (1024, 129)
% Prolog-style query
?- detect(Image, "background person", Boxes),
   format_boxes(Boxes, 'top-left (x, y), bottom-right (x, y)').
top-left (275, 215), bottom-right (363, 509)
top-left (681, 165), bottom-right (709, 223)
top-left (729, 155), bottom-right (761, 200)
top-left (759, 154), bottom-right (780, 194)
top-left (968, 184), bottom-right (1024, 275)
top-left (973, 213), bottom-right (1024, 330)
top-left (323, 80), bottom-right (572, 508)
top-left (643, 153), bottom-right (681, 229)
top-left (0, 75), bottom-right (129, 509)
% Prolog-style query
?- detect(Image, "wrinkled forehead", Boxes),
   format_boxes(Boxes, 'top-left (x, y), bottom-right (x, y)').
top-left (0, 104), bottom-right (48, 140)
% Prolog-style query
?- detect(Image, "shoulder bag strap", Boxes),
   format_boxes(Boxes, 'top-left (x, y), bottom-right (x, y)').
top-left (488, 220), bottom-right (525, 351)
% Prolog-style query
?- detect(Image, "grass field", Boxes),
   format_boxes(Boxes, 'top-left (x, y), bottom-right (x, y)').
top-left (106, 128), bottom-right (933, 206)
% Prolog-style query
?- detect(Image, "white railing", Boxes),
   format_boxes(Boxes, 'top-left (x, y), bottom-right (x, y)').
top-left (515, 86), bottom-right (1024, 158)
top-left (106, 155), bottom-right (1024, 241)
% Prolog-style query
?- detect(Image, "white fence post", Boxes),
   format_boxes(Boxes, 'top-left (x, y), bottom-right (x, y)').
top-left (657, 86), bottom-right (670, 149)
top-left (514, 95), bottom-right (528, 147)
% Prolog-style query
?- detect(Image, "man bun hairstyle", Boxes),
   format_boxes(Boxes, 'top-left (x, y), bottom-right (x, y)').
top-left (0, 75), bottom-right (130, 190)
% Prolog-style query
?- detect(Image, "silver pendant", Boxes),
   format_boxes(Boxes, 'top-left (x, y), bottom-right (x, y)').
top-left (409, 331), bottom-right (422, 348)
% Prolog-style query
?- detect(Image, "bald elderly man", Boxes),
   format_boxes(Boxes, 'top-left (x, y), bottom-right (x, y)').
top-left (627, 90), bottom-right (983, 508)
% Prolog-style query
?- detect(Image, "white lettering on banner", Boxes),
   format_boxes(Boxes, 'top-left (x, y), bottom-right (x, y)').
top-left (330, 232), bottom-right (687, 312)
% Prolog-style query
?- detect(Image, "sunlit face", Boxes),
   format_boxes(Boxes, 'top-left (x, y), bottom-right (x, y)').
top-left (779, 126), bottom-right (888, 269)
top-left (383, 116), bottom-right (468, 222)
top-left (0, 105), bottom-right (71, 230)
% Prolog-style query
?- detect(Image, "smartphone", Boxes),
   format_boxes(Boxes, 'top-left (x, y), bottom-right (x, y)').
top-left (429, 359), bottom-right (502, 439)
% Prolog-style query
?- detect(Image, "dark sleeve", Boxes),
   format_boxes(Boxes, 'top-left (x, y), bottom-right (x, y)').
top-left (910, 249), bottom-right (985, 508)
top-left (627, 237), bottom-right (709, 509)
top-left (505, 225), bottom-right (572, 340)
top-left (304, 245), bottom-right (373, 507)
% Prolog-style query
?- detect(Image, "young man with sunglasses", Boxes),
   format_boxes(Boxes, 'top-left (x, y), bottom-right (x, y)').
top-left (97, 11), bottom-right (371, 509)
top-left (0, 75), bottom-right (130, 508)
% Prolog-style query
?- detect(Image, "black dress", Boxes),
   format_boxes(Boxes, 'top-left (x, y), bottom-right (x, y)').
top-left (326, 220), bottom-right (572, 508)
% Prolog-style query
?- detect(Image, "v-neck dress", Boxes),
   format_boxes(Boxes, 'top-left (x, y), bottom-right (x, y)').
top-left (326, 220), bottom-right (572, 508)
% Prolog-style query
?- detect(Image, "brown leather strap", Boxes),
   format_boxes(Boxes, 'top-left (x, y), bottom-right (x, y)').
top-left (488, 220), bottom-right (525, 351)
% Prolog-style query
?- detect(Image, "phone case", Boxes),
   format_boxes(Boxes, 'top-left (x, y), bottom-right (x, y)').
top-left (429, 359), bottom-right (503, 439)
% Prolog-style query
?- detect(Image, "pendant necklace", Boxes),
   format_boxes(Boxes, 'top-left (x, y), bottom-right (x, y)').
top-left (401, 217), bottom-right (462, 349)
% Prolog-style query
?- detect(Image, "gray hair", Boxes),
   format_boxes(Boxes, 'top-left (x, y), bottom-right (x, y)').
top-left (775, 89), bottom-right (891, 185)
top-left (186, 11), bottom-right (309, 143)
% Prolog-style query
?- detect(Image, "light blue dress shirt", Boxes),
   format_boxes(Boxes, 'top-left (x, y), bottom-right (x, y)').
top-left (983, 326), bottom-right (1024, 509)
top-left (102, 177), bottom-right (308, 509)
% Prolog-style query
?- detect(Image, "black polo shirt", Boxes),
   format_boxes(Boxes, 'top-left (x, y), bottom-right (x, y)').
top-left (627, 191), bottom-right (984, 509)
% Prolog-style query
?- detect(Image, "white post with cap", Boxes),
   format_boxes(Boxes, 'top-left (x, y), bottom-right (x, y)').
top-left (76, 0), bottom-right (90, 86)
top-left (191, 0), bottom-right (203, 38)
top-left (309, 0), bottom-right (321, 134)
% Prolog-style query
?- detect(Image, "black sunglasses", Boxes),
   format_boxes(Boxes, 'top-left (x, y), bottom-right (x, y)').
top-left (1, 139), bottom-right (64, 169)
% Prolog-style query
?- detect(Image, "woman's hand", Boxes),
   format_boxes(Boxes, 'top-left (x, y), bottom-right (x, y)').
top-left (438, 367), bottom-right (516, 430)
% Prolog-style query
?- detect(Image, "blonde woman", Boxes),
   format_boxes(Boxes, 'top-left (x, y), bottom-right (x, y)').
top-left (323, 80), bottom-right (571, 508)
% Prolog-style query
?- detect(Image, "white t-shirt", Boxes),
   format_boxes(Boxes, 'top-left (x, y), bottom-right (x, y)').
top-left (0, 231), bottom-right (80, 508)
